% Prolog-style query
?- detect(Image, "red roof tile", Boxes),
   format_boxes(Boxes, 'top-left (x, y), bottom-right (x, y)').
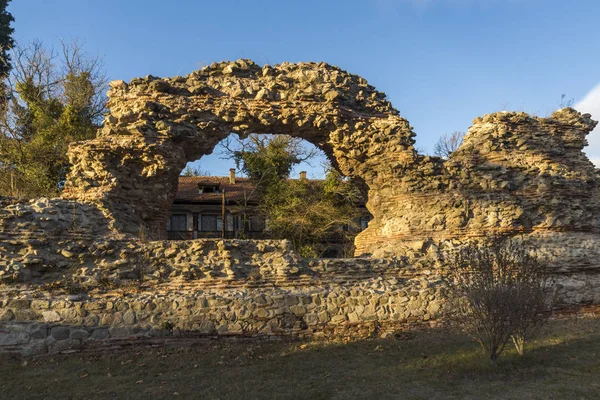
top-left (175, 176), bottom-right (257, 203)
top-left (174, 175), bottom-right (366, 205)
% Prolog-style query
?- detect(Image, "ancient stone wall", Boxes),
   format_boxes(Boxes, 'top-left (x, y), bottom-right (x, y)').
top-left (0, 239), bottom-right (443, 355)
top-left (2, 60), bottom-right (600, 355)
top-left (1, 238), bottom-right (598, 356)
top-left (57, 60), bottom-right (600, 274)
top-left (355, 109), bottom-right (600, 263)
top-left (61, 60), bottom-right (415, 238)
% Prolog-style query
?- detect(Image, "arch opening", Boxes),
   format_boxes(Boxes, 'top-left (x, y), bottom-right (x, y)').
top-left (60, 60), bottom-right (599, 262)
top-left (62, 60), bottom-right (414, 252)
top-left (169, 132), bottom-right (372, 258)
top-left (183, 132), bottom-right (332, 179)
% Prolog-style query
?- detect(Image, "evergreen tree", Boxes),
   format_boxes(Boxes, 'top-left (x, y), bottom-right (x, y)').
top-left (0, 0), bottom-right (14, 79)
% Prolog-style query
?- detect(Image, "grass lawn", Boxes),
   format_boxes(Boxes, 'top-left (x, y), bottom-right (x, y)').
top-left (1, 317), bottom-right (599, 400)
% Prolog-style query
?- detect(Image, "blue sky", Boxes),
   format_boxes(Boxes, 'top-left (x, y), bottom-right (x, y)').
top-left (10, 0), bottom-right (600, 176)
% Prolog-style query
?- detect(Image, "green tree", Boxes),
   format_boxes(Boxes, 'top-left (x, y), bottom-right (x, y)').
top-left (260, 168), bottom-right (361, 257)
top-left (0, 0), bottom-right (14, 79)
top-left (226, 134), bottom-right (315, 190)
top-left (0, 40), bottom-right (107, 197)
top-left (222, 134), bottom-right (363, 256)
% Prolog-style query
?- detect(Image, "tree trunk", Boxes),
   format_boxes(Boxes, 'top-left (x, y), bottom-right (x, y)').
top-left (489, 345), bottom-right (499, 366)
top-left (512, 334), bottom-right (525, 356)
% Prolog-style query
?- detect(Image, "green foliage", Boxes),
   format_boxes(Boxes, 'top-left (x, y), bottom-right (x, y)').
top-left (0, 0), bottom-right (14, 79)
top-left (223, 134), bottom-right (363, 256)
top-left (259, 168), bottom-right (361, 257)
top-left (63, 71), bottom-right (95, 109)
top-left (0, 40), bottom-right (107, 198)
top-left (231, 134), bottom-right (311, 190)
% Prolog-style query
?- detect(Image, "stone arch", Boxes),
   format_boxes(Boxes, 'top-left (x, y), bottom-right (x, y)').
top-left (62, 60), bottom-right (417, 240)
top-left (61, 59), bottom-right (600, 268)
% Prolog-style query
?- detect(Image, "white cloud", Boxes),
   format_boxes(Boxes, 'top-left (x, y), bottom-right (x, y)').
top-left (575, 83), bottom-right (600, 168)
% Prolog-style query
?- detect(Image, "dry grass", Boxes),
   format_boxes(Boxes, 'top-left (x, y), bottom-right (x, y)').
top-left (1, 317), bottom-right (599, 400)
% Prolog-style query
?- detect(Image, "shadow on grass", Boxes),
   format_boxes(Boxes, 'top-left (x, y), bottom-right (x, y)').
top-left (0, 318), bottom-right (599, 400)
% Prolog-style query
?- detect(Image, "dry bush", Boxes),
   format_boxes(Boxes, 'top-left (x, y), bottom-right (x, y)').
top-left (444, 237), bottom-right (552, 365)
top-left (433, 131), bottom-right (464, 159)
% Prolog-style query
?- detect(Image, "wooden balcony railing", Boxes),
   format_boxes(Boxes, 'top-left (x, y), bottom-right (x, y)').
top-left (166, 230), bottom-right (267, 240)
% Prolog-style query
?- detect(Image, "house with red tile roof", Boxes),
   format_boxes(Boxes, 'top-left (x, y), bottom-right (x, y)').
top-left (168, 169), bottom-right (264, 240)
top-left (167, 169), bottom-right (372, 256)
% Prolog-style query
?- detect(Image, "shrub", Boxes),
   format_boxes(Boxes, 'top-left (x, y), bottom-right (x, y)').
top-left (444, 237), bottom-right (552, 365)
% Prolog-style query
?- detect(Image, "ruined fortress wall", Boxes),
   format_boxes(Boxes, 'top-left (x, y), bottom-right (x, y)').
top-left (55, 60), bottom-right (600, 272)
top-left (0, 238), bottom-right (598, 356)
top-left (61, 60), bottom-right (415, 238)
top-left (0, 239), bottom-right (443, 355)
top-left (354, 110), bottom-right (600, 263)
top-left (1, 60), bottom-right (600, 355)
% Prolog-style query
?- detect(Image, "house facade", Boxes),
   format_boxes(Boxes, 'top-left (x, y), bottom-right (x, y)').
top-left (167, 169), bottom-right (372, 256)
top-left (167, 169), bottom-right (262, 239)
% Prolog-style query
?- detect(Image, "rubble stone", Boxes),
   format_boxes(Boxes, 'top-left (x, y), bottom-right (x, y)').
top-left (0, 60), bottom-right (599, 355)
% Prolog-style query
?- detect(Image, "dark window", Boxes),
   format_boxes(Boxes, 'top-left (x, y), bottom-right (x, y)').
top-left (224, 213), bottom-right (234, 231)
top-left (233, 215), bottom-right (243, 231)
top-left (170, 214), bottom-right (187, 231)
top-left (250, 215), bottom-right (265, 232)
top-left (199, 185), bottom-right (219, 194)
top-left (360, 217), bottom-right (370, 230)
top-left (200, 214), bottom-right (222, 231)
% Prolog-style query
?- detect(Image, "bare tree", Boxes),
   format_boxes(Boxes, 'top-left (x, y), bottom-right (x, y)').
top-left (433, 131), bottom-right (464, 159)
top-left (559, 94), bottom-right (574, 109)
top-left (9, 39), bottom-right (107, 118)
top-left (59, 39), bottom-right (108, 123)
top-left (181, 165), bottom-right (210, 177)
top-left (444, 237), bottom-right (552, 365)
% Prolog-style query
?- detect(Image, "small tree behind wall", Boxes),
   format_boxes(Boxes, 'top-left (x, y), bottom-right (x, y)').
top-left (259, 168), bottom-right (361, 257)
top-left (433, 131), bottom-right (464, 159)
top-left (219, 134), bottom-right (363, 256)
top-left (444, 237), bottom-right (552, 365)
top-left (0, 39), bottom-right (107, 198)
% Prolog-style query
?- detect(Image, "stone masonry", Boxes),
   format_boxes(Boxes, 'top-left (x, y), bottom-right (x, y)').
top-left (62, 59), bottom-right (414, 238)
top-left (1, 59), bottom-right (600, 355)
top-left (0, 238), bottom-right (597, 356)
top-left (56, 60), bottom-right (600, 274)
top-left (0, 239), bottom-right (443, 355)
